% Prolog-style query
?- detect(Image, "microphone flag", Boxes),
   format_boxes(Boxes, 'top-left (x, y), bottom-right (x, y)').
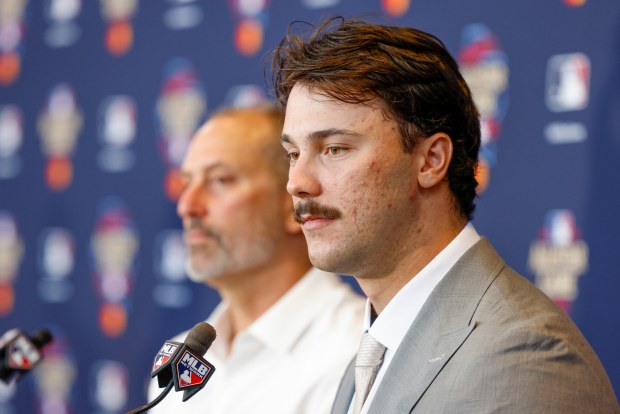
top-left (6, 334), bottom-right (41, 370)
top-left (173, 347), bottom-right (215, 401)
top-left (150, 340), bottom-right (215, 401)
top-left (0, 328), bottom-right (53, 383)
top-left (151, 340), bottom-right (182, 388)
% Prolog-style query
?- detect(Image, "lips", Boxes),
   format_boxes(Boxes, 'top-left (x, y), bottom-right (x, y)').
top-left (299, 215), bottom-right (336, 230)
top-left (184, 227), bottom-right (217, 245)
top-left (298, 214), bottom-right (318, 224)
top-left (185, 229), bottom-right (209, 243)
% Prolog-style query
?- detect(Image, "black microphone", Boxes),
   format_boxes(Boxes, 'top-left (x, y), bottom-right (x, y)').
top-left (172, 322), bottom-right (217, 402)
top-left (127, 322), bottom-right (217, 414)
top-left (0, 328), bottom-right (53, 384)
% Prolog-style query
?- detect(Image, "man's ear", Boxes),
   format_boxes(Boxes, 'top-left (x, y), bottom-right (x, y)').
top-left (417, 133), bottom-right (453, 188)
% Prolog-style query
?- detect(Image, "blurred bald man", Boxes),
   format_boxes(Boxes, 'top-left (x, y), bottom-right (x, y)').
top-left (147, 104), bottom-right (364, 414)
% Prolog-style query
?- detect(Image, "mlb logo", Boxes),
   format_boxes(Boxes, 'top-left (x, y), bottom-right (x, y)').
top-left (152, 341), bottom-right (179, 373)
top-left (546, 53), bottom-right (590, 112)
top-left (175, 349), bottom-right (214, 389)
top-left (544, 209), bottom-right (579, 246)
top-left (8, 335), bottom-right (41, 370)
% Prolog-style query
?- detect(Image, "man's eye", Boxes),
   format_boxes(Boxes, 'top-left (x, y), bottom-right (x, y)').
top-left (327, 147), bottom-right (343, 156)
top-left (207, 176), bottom-right (235, 188)
top-left (288, 152), bottom-right (300, 161)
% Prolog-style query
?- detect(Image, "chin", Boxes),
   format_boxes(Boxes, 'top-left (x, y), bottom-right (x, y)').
top-left (308, 252), bottom-right (342, 274)
top-left (310, 244), bottom-right (366, 276)
top-left (186, 269), bottom-right (208, 283)
top-left (185, 262), bottom-right (215, 283)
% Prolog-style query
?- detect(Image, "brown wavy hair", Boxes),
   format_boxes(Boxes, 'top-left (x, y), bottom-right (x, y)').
top-left (271, 17), bottom-right (480, 220)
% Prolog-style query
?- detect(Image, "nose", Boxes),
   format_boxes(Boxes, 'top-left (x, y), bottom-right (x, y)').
top-left (286, 157), bottom-right (321, 199)
top-left (177, 183), bottom-right (207, 219)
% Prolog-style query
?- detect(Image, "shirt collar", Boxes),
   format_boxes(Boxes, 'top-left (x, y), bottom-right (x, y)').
top-left (205, 301), bottom-right (233, 360)
top-left (366, 223), bottom-right (480, 350)
top-left (209, 268), bottom-right (343, 357)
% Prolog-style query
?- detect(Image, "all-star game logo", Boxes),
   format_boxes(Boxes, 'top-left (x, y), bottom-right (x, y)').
top-left (32, 328), bottom-right (77, 414)
top-left (175, 349), bottom-right (214, 389)
top-left (228, 0), bottom-right (269, 57)
top-left (155, 58), bottom-right (207, 201)
top-left (458, 23), bottom-right (509, 193)
top-left (0, 211), bottom-right (23, 317)
top-left (528, 209), bottom-right (589, 313)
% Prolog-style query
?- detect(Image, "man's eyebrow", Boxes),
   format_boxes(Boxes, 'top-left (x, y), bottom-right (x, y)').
top-left (180, 163), bottom-right (229, 180)
top-left (281, 128), bottom-right (361, 144)
top-left (280, 133), bottom-right (293, 144)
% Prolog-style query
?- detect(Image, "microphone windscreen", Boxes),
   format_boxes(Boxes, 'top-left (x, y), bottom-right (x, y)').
top-left (30, 329), bottom-right (53, 349)
top-left (184, 322), bottom-right (216, 356)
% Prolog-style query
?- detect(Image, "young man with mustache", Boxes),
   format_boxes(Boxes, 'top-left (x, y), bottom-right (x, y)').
top-left (274, 18), bottom-right (618, 414)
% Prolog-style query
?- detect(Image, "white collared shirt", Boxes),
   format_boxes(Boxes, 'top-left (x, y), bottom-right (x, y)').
top-left (148, 268), bottom-right (365, 414)
top-left (349, 223), bottom-right (481, 414)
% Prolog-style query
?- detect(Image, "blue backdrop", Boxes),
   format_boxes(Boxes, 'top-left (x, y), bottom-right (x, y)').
top-left (0, 0), bottom-right (618, 412)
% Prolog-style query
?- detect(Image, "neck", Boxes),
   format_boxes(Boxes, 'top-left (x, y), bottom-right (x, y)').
top-left (360, 213), bottom-right (467, 315)
top-left (209, 252), bottom-right (311, 349)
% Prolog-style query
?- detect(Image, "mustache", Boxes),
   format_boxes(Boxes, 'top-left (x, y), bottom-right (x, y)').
top-left (294, 200), bottom-right (342, 224)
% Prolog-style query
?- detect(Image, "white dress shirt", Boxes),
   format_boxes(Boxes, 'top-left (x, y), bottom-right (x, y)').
top-left (148, 268), bottom-right (365, 414)
top-left (349, 223), bottom-right (481, 414)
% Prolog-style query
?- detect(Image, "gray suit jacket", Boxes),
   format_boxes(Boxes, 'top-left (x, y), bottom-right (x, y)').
top-left (331, 239), bottom-right (619, 413)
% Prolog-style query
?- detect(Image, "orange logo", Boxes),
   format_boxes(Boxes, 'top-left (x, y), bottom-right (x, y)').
top-left (564, 0), bottom-right (586, 6)
top-left (0, 53), bottom-right (20, 86)
top-left (100, 0), bottom-right (138, 56)
top-left (105, 21), bottom-right (133, 56)
top-left (381, 0), bottom-right (410, 16)
top-left (234, 18), bottom-right (263, 56)
top-left (99, 303), bottom-right (128, 338)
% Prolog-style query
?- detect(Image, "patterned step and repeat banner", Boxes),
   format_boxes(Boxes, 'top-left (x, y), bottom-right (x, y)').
top-left (0, 0), bottom-right (618, 411)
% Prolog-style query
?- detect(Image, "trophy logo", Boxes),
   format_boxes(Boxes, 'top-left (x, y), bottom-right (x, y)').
top-left (528, 209), bottom-right (589, 312)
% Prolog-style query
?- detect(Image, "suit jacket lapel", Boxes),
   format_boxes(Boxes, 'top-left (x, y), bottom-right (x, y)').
top-left (331, 358), bottom-right (355, 414)
top-left (367, 238), bottom-right (505, 413)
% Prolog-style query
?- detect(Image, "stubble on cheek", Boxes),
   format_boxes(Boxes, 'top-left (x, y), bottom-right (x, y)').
top-left (343, 165), bottom-right (385, 230)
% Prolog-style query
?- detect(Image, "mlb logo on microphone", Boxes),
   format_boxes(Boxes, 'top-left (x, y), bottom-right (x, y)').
top-left (175, 349), bottom-right (213, 388)
top-left (8, 335), bottom-right (41, 370)
top-left (152, 341), bottom-right (179, 372)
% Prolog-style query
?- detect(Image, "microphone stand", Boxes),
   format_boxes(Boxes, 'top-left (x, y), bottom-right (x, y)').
top-left (126, 380), bottom-right (174, 414)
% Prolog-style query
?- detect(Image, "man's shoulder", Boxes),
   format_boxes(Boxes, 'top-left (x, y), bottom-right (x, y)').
top-left (412, 261), bottom-right (619, 412)
top-left (481, 262), bottom-right (576, 329)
